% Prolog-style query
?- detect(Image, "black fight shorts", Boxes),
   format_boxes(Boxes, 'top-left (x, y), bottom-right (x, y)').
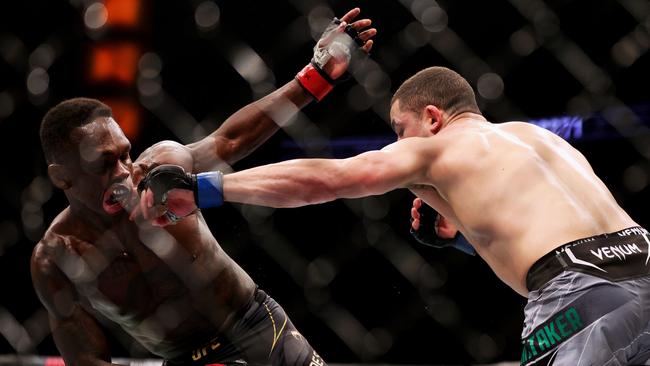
top-left (164, 288), bottom-right (325, 366)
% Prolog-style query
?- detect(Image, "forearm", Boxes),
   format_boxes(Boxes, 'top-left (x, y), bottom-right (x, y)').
top-left (189, 80), bottom-right (312, 172)
top-left (54, 334), bottom-right (117, 366)
top-left (54, 336), bottom-right (117, 366)
top-left (223, 159), bottom-right (345, 208)
top-left (51, 312), bottom-right (116, 366)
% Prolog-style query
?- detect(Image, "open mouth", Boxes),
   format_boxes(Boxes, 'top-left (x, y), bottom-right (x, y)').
top-left (103, 183), bottom-right (133, 214)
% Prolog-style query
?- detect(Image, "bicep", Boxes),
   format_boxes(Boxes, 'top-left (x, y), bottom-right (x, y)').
top-left (31, 253), bottom-right (111, 365)
top-left (336, 140), bottom-right (432, 197)
top-left (186, 135), bottom-right (235, 172)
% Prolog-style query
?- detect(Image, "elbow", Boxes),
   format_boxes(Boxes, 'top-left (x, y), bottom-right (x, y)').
top-left (215, 136), bottom-right (242, 165)
top-left (303, 175), bottom-right (346, 205)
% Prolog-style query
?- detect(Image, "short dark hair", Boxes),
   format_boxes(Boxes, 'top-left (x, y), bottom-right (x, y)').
top-left (391, 66), bottom-right (481, 117)
top-left (40, 98), bottom-right (112, 163)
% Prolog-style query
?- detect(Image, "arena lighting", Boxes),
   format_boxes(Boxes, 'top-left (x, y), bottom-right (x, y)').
top-left (528, 115), bottom-right (583, 140)
top-left (104, 0), bottom-right (141, 27)
top-left (88, 42), bottom-right (140, 85)
top-left (103, 97), bottom-right (142, 140)
top-left (85, 0), bottom-right (146, 141)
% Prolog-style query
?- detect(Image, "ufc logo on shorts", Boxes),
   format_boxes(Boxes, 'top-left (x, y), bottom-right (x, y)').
top-left (191, 339), bottom-right (221, 361)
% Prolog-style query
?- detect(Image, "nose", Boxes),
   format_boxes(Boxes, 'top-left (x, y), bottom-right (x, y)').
top-left (114, 160), bottom-right (131, 181)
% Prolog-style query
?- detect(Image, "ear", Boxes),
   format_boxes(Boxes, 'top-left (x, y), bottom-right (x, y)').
top-left (48, 164), bottom-right (72, 190)
top-left (424, 105), bottom-right (444, 134)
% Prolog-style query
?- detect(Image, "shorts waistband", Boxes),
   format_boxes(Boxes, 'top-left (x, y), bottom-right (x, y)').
top-left (526, 226), bottom-right (650, 292)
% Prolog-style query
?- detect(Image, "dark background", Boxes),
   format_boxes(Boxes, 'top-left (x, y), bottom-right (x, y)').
top-left (1, 0), bottom-right (649, 364)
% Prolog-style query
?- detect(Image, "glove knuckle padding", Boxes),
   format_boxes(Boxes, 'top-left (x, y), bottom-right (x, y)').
top-left (142, 165), bottom-right (193, 205)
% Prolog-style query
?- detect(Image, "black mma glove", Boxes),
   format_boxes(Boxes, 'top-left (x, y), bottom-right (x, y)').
top-left (138, 164), bottom-right (224, 209)
top-left (410, 203), bottom-right (476, 255)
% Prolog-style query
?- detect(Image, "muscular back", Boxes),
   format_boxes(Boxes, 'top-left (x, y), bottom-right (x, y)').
top-left (413, 120), bottom-right (636, 295)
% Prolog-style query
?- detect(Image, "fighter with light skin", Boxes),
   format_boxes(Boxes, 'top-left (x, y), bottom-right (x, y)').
top-left (32, 9), bottom-right (375, 366)
top-left (138, 67), bottom-right (650, 365)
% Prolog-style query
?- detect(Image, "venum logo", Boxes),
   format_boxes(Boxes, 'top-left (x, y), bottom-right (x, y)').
top-left (617, 227), bottom-right (649, 236)
top-left (590, 243), bottom-right (642, 261)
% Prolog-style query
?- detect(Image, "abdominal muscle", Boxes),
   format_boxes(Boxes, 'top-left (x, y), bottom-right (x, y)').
top-left (412, 122), bottom-right (637, 296)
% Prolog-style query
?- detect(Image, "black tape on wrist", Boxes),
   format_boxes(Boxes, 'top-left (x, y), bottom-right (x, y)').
top-left (333, 17), bottom-right (366, 47)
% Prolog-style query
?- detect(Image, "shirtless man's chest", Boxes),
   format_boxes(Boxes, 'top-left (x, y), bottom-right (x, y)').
top-left (72, 224), bottom-right (189, 321)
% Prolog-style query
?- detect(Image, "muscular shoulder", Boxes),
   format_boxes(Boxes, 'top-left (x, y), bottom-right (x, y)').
top-left (32, 226), bottom-right (78, 278)
top-left (497, 121), bottom-right (560, 140)
top-left (31, 207), bottom-right (91, 282)
top-left (135, 140), bottom-right (194, 170)
top-left (382, 136), bottom-right (441, 156)
top-left (496, 121), bottom-right (573, 155)
top-left (31, 229), bottom-right (80, 314)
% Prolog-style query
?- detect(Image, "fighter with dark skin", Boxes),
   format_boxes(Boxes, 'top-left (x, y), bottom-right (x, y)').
top-left (31, 9), bottom-right (375, 365)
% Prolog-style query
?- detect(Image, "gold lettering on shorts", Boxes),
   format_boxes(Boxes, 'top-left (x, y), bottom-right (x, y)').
top-left (191, 347), bottom-right (210, 361)
top-left (309, 351), bottom-right (324, 366)
top-left (191, 337), bottom-right (221, 361)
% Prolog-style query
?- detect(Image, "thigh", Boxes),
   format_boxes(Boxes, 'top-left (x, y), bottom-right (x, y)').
top-left (270, 322), bottom-right (325, 366)
top-left (229, 291), bottom-right (326, 366)
top-left (521, 272), bottom-right (644, 366)
top-left (263, 296), bottom-right (326, 366)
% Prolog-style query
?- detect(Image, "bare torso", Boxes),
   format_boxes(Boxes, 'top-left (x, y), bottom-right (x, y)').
top-left (411, 120), bottom-right (637, 296)
top-left (33, 142), bottom-right (256, 358)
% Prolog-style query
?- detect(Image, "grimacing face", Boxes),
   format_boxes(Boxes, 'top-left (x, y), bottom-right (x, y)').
top-left (389, 100), bottom-right (431, 141)
top-left (64, 117), bottom-right (135, 216)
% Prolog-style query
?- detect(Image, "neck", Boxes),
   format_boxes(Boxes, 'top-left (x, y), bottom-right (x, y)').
top-left (443, 112), bottom-right (486, 128)
top-left (67, 197), bottom-right (121, 232)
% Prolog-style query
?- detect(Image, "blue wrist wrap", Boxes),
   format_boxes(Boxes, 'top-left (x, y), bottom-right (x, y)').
top-left (453, 234), bottom-right (476, 256)
top-left (196, 171), bottom-right (224, 208)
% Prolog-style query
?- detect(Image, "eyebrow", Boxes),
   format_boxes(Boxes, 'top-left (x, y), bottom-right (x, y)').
top-left (95, 151), bottom-right (119, 160)
top-left (91, 150), bottom-right (126, 164)
top-left (99, 143), bottom-right (131, 157)
top-left (100, 151), bottom-right (117, 157)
